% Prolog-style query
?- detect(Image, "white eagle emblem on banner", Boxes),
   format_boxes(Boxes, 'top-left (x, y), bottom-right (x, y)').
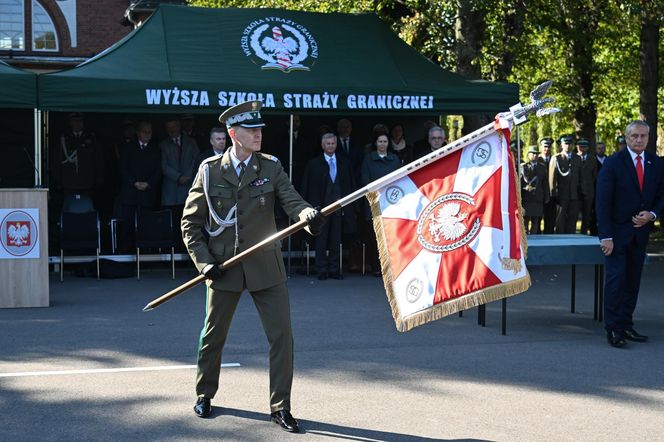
top-left (242, 18), bottom-right (318, 72)
top-left (429, 202), bottom-right (468, 242)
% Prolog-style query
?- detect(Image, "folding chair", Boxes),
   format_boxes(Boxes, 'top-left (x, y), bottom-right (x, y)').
top-left (135, 209), bottom-right (175, 280)
top-left (60, 211), bottom-right (101, 281)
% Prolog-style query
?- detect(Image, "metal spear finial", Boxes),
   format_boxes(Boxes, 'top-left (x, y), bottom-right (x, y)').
top-left (509, 80), bottom-right (561, 125)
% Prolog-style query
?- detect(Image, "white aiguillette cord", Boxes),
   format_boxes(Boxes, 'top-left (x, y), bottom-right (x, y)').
top-left (201, 163), bottom-right (238, 247)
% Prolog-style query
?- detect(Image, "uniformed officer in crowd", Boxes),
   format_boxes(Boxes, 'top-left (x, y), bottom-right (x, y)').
top-left (56, 112), bottom-right (104, 212)
top-left (181, 100), bottom-right (325, 434)
top-left (576, 138), bottom-right (598, 235)
top-left (549, 134), bottom-right (582, 233)
top-left (538, 137), bottom-right (556, 233)
top-left (521, 145), bottom-right (550, 234)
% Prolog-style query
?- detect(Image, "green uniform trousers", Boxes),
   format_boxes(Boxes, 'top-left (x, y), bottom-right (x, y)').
top-left (195, 282), bottom-right (293, 413)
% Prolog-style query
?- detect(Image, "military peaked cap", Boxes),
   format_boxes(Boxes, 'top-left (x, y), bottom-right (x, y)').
top-left (576, 138), bottom-right (590, 147)
top-left (219, 100), bottom-right (266, 128)
top-left (539, 137), bottom-right (553, 146)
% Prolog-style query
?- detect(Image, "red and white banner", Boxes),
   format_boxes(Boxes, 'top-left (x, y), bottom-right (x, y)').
top-left (368, 116), bottom-right (530, 331)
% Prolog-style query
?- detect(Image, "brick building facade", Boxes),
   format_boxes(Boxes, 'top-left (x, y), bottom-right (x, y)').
top-left (0, 0), bottom-right (183, 70)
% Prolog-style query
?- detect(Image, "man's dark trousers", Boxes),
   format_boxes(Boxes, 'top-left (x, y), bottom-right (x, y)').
top-left (603, 237), bottom-right (646, 333)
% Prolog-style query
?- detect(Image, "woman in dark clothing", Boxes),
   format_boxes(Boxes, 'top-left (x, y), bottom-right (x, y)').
top-left (360, 134), bottom-right (401, 275)
top-left (388, 123), bottom-right (413, 166)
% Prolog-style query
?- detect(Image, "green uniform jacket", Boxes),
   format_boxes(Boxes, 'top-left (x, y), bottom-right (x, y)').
top-left (182, 150), bottom-right (311, 292)
top-left (548, 152), bottom-right (581, 202)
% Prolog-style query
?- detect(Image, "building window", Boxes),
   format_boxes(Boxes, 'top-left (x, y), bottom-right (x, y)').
top-left (32, 0), bottom-right (57, 51)
top-left (0, 0), bottom-right (25, 50)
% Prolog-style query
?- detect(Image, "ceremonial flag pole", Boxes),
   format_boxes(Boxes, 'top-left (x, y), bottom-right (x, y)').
top-left (143, 81), bottom-right (559, 313)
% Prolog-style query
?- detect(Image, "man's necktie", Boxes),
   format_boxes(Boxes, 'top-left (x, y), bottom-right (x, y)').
top-left (174, 138), bottom-right (181, 162)
top-left (343, 139), bottom-right (349, 153)
top-left (329, 157), bottom-right (336, 183)
top-left (636, 155), bottom-right (644, 191)
top-left (238, 162), bottom-right (246, 184)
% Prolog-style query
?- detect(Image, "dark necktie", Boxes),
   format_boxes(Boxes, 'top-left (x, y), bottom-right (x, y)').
top-left (238, 162), bottom-right (246, 184)
top-left (174, 138), bottom-right (181, 162)
top-left (636, 155), bottom-right (644, 191)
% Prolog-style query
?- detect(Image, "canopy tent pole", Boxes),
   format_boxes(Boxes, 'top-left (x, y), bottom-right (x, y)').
top-left (286, 113), bottom-right (294, 276)
top-left (33, 109), bottom-right (42, 187)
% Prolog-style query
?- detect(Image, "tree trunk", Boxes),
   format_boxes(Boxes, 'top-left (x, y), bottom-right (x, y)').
top-left (639, 7), bottom-right (659, 154)
top-left (494, 0), bottom-right (527, 82)
top-left (455, 0), bottom-right (489, 134)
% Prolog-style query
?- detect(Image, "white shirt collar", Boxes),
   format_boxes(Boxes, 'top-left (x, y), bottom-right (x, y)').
top-left (324, 153), bottom-right (336, 163)
top-left (229, 149), bottom-right (251, 170)
top-left (627, 147), bottom-right (643, 162)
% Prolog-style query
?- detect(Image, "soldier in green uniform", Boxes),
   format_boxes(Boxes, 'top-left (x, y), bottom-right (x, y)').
top-left (549, 134), bottom-right (582, 233)
top-left (181, 100), bottom-right (324, 433)
top-left (576, 138), bottom-right (598, 235)
top-left (520, 146), bottom-right (550, 234)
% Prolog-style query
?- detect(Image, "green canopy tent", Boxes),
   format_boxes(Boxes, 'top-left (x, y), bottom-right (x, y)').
top-left (38, 5), bottom-right (518, 115)
top-left (0, 60), bottom-right (37, 109)
top-left (0, 60), bottom-right (40, 187)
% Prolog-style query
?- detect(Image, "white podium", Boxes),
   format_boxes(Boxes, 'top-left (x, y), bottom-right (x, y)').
top-left (0, 189), bottom-right (49, 308)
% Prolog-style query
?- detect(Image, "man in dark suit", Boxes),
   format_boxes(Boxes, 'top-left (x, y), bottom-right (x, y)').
top-left (301, 133), bottom-right (356, 279)
top-left (160, 117), bottom-right (198, 249)
top-left (596, 120), bottom-right (664, 348)
top-left (335, 118), bottom-right (363, 181)
top-left (119, 121), bottom-right (162, 250)
top-left (549, 134), bottom-right (582, 233)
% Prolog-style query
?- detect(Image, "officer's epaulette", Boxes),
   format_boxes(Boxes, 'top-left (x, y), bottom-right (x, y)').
top-left (198, 154), bottom-right (224, 172)
top-left (200, 154), bottom-right (222, 166)
top-left (257, 152), bottom-right (279, 163)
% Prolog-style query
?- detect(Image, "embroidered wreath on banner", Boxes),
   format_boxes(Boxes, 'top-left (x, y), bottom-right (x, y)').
top-left (416, 193), bottom-right (481, 253)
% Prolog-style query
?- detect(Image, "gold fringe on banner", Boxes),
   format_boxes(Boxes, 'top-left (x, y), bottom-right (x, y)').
top-left (366, 134), bottom-right (532, 332)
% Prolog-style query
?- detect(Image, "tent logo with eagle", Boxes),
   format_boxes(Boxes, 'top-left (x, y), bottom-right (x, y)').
top-left (0, 210), bottom-right (39, 257)
top-left (241, 17), bottom-right (318, 72)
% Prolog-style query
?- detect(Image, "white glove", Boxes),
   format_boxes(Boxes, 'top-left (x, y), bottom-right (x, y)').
top-left (299, 207), bottom-right (318, 223)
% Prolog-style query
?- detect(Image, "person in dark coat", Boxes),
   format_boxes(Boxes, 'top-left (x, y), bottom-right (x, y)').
top-left (521, 146), bottom-right (550, 234)
top-left (360, 133), bottom-right (401, 275)
top-left (119, 121), bottom-right (162, 250)
top-left (576, 138), bottom-right (598, 235)
top-left (56, 112), bottom-right (104, 212)
top-left (590, 141), bottom-right (608, 235)
top-left (335, 118), bottom-right (363, 182)
top-left (301, 133), bottom-right (356, 279)
top-left (549, 134), bottom-right (582, 233)
top-left (389, 123), bottom-right (414, 166)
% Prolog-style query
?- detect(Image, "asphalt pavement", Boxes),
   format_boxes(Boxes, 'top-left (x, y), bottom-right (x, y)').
top-left (1, 262), bottom-right (663, 441)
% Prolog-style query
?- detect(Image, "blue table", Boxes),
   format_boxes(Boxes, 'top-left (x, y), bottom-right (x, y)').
top-left (476, 234), bottom-right (605, 334)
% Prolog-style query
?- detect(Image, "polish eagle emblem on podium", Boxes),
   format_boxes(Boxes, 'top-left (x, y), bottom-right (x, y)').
top-left (1, 210), bottom-right (38, 257)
